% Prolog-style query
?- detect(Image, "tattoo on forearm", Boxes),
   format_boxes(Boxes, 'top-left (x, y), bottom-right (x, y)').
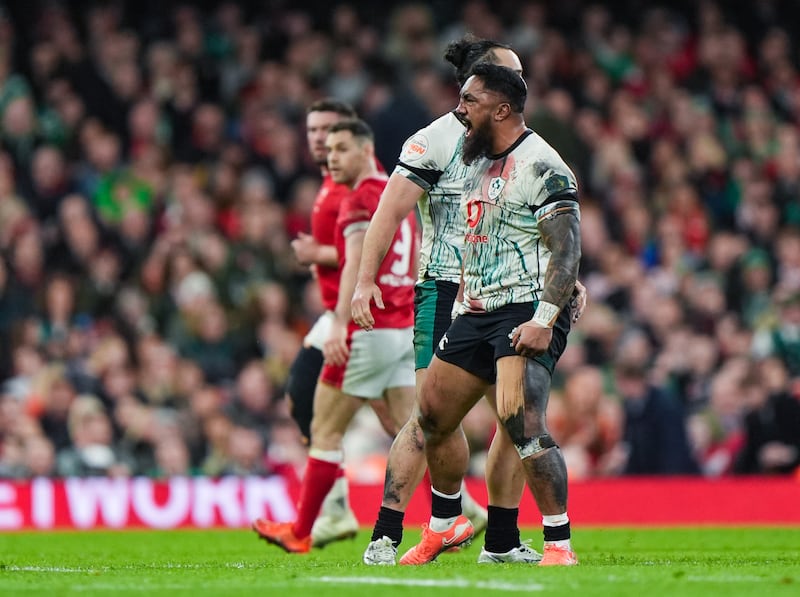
top-left (538, 210), bottom-right (581, 309)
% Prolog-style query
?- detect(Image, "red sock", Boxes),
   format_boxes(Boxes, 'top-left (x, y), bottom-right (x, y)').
top-left (293, 457), bottom-right (339, 539)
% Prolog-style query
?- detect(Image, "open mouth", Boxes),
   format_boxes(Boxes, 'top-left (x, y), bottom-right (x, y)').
top-left (452, 110), bottom-right (471, 133)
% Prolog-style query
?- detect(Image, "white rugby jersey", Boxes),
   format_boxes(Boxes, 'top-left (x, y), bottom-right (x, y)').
top-left (459, 129), bottom-right (579, 313)
top-left (394, 112), bottom-right (471, 284)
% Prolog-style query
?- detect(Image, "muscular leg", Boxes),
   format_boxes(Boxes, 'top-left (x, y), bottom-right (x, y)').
top-left (483, 386), bottom-right (526, 508)
top-left (496, 356), bottom-right (574, 563)
top-left (367, 353), bottom-right (491, 561)
top-left (418, 357), bottom-right (487, 495)
top-left (367, 370), bottom-right (432, 552)
top-left (482, 380), bottom-right (535, 557)
top-left (377, 370), bottom-right (434, 512)
top-left (392, 358), bottom-right (488, 565)
top-left (504, 358), bottom-right (568, 516)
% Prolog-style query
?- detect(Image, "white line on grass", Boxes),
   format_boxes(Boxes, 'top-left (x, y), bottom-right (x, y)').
top-left (307, 576), bottom-right (544, 592)
top-left (3, 562), bottom-right (253, 573)
top-left (4, 566), bottom-right (86, 573)
top-left (686, 575), bottom-right (779, 583)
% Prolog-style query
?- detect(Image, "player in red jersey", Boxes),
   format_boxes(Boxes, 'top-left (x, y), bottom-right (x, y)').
top-left (284, 98), bottom-right (360, 547)
top-left (253, 119), bottom-right (418, 554)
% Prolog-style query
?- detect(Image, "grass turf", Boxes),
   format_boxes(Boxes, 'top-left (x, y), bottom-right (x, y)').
top-left (0, 527), bottom-right (798, 596)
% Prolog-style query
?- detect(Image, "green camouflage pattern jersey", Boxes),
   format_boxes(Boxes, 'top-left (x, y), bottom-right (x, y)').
top-left (395, 112), bottom-right (471, 284)
top-left (459, 129), bottom-right (579, 313)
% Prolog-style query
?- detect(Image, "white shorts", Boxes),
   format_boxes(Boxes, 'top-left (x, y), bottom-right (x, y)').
top-left (344, 327), bottom-right (415, 398)
top-left (303, 311), bottom-right (334, 350)
top-left (321, 326), bottom-right (415, 399)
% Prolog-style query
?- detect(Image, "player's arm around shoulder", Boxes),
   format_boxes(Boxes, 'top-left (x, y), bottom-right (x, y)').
top-left (510, 195), bottom-right (581, 358)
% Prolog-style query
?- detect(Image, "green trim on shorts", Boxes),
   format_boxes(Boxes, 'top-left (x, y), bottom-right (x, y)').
top-left (413, 279), bottom-right (438, 370)
top-left (413, 279), bottom-right (458, 370)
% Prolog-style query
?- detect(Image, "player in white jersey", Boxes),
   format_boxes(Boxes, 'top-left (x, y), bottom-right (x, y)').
top-left (353, 38), bottom-right (584, 566)
top-left (400, 63), bottom-right (580, 567)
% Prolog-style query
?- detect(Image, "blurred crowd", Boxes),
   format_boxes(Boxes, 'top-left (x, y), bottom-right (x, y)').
top-left (0, 0), bottom-right (799, 482)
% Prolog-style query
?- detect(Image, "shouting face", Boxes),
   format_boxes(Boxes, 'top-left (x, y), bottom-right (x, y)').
top-left (456, 75), bottom-right (503, 165)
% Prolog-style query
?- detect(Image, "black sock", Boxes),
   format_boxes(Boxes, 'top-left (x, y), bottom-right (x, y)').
top-left (431, 490), bottom-right (462, 519)
top-left (543, 521), bottom-right (571, 542)
top-left (372, 507), bottom-right (405, 546)
top-left (483, 506), bottom-right (521, 553)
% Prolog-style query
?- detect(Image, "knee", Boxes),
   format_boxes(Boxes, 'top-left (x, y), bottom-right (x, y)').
top-left (417, 406), bottom-right (446, 441)
top-left (416, 408), bottom-right (435, 436)
top-left (500, 409), bottom-right (548, 444)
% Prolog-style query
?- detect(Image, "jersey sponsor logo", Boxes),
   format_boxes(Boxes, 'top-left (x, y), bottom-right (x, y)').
top-left (464, 232), bottom-right (489, 243)
top-left (487, 176), bottom-right (506, 200)
top-left (465, 200), bottom-right (483, 228)
top-left (400, 134), bottom-right (429, 161)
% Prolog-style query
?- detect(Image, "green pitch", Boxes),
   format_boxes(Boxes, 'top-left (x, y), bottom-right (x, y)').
top-left (1, 527), bottom-right (798, 596)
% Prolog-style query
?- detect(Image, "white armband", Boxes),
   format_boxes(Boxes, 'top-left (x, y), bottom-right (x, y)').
top-left (532, 301), bottom-right (560, 328)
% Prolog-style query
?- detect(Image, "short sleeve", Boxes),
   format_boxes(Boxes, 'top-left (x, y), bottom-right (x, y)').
top-left (337, 190), bottom-right (371, 238)
top-left (525, 152), bottom-right (578, 209)
top-left (394, 113), bottom-right (463, 191)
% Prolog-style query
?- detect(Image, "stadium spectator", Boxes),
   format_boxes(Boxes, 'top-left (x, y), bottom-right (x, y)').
top-left (614, 361), bottom-right (699, 475)
top-left (56, 394), bottom-right (133, 477)
top-left (687, 361), bottom-right (748, 476)
top-left (734, 356), bottom-right (800, 474)
top-left (752, 289), bottom-right (800, 377)
top-left (0, 0), bottom-right (799, 485)
top-left (548, 365), bottom-right (624, 479)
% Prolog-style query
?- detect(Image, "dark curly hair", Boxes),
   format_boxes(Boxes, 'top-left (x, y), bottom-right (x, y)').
top-left (444, 36), bottom-right (513, 86)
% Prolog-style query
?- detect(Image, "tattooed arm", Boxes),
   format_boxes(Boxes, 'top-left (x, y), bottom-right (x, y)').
top-left (537, 199), bottom-right (582, 311)
top-left (510, 197), bottom-right (581, 358)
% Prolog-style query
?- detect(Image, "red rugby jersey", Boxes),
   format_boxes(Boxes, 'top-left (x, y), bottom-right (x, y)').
top-left (335, 175), bottom-right (417, 331)
top-left (310, 174), bottom-right (350, 310)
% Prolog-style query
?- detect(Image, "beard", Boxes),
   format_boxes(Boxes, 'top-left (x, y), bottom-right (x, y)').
top-left (462, 120), bottom-right (493, 165)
